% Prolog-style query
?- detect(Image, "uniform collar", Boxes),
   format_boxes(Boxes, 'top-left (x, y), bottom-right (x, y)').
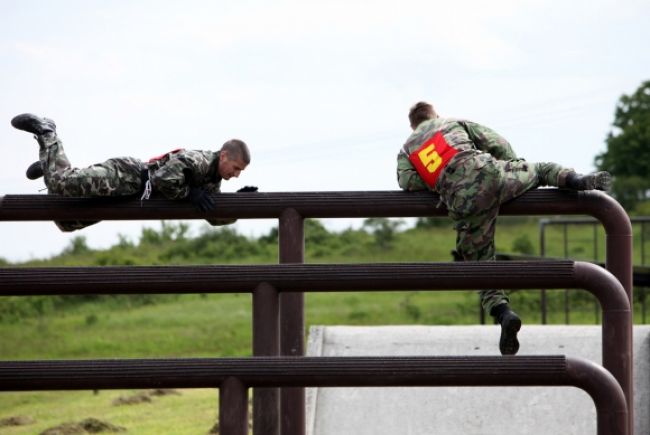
top-left (210, 151), bottom-right (223, 184)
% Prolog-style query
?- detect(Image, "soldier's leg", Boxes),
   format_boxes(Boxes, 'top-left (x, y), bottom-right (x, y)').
top-left (494, 160), bottom-right (560, 205)
top-left (495, 160), bottom-right (612, 208)
top-left (12, 114), bottom-right (143, 231)
top-left (526, 160), bottom-right (611, 191)
top-left (11, 113), bottom-right (72, 179)
top-left (45, 157), bottom-right (143, 197)
top-left (12, 113), bottom-right (141, 196)
top-left (39, 136), bottom-right (74, 192)
top-left (454, 209), bottom-right (505, 311)
top-left (454, 210), bottom-right (522, 355)
top-left (41, 140), bottom-right (114, 231)
top-left (445, 161), bottom-right (509, 312)
top-left (27, 123), bottom-right (143, 197)
top-left (48, 157), bottom-right (142, 231)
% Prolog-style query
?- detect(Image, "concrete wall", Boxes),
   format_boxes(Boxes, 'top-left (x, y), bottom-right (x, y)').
top-left (306, 325), bottom-right (650, 435)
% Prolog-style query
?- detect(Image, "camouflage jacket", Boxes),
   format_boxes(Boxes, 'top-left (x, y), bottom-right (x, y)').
top-left (396, 118), bottom-right (518, 192)
top-left (149, 149), bottom-right (235, 226)
top-left (149, 149), bottom-right (223, 200)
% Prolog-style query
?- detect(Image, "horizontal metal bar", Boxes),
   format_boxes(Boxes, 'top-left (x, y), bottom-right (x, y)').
top-left (497, 254), bottom-right (650, 287)
top-left (0, 261), bottom-right (629, 309)
top-left (0, 356), bottom-right (627, 435)
top-left (0, 354), bottom-right (609, 388)
top-left (540, 216), bottom-right (650, 225)
top-left (0, 260), bottom-right (589, 292)
top-left (0, 189), bottom-right (622, 221)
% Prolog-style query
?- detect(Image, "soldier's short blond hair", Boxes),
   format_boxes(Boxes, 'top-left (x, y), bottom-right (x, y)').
top-left (221, 139), bottom-right (250, 164)
top-left (409, 102), bottom-right (437, 129)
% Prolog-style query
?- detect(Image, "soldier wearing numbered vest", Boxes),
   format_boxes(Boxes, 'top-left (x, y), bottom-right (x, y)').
top-left (11, 113), bottom-right (255, 232)
top-left (396, 101), bottom-right (612, 355)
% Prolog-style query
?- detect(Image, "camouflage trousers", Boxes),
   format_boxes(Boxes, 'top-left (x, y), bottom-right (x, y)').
top-left (37, 134), bottom-right (144, 231)
top-left (438, 153), bottom-right (570, 314)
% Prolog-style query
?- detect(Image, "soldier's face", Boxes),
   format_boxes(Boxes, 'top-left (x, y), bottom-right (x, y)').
top-left (218, 152), bottom-right (248, 180)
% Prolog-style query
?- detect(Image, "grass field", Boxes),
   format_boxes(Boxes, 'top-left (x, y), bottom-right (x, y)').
top-left (1, 218), bottom-right (647, 433)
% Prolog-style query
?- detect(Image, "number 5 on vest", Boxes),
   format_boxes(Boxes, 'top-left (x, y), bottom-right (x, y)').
top-left (418, 144), bottom-right (442, 173)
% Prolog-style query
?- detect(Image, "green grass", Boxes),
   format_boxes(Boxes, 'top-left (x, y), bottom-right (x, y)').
top-left (0, 218), bottom-right (647, 433)
top-left (0, 389), bottom-right (221, 434)
top-left (1, 294), bottom-right (254, 360)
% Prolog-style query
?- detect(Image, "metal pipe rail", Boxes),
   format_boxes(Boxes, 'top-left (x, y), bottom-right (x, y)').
top-left (0, 189), bottom-right (633, 435)
top-left (0, 260), bottom-right (632, 430)
top-left (0, 356), bottom-right (628, 435)
top-left (0, 189), bottom-right (632, 295)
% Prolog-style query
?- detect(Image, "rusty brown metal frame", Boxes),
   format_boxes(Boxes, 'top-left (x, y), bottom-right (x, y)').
top-left (0, 260), bottom-right (632, 435)
top-left (0, 189), bottom-right (634, 435)
top-left (0, 356), bottom-right (628, 435)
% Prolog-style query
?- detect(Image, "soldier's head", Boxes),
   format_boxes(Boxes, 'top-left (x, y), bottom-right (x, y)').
top-left (218, 139), bottom-right (250, 180)
top-left (408, 101), bottom-right (437, 130)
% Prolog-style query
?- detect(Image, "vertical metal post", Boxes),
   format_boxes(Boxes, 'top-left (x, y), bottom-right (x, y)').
top-left (539, 220), bottom-right (547, 324)
top-left (632, 220), bottom-right (646, 323)
top-left (594, 224), bottom-right (600, 325)
top-left (220, 377), bottom-right (248, 435)
top-left (597, 199), bottom-right (633, 435)
top-left (601, 310), bottom-right (633, 435)
top-left (640, 216), bottom-right (646, 324)
top-left (642, 221), bottom-right (646, 266)
top-left (632, 287), bottom-right (647, 324)
top-left (279, 208), bottom-right (305, 435)
top-left (253, 282), bottom-right (280, 435)
top-left (563, 223), bottom-right (570, 324)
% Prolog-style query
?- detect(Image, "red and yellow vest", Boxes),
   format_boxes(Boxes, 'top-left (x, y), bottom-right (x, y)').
top-left (405, 131), bottom-right (458, 188)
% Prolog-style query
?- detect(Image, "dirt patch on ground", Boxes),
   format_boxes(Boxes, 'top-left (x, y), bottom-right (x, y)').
top-left (0, 415), bottom-right (35, 427)
top-left (112, 391), bottom-right (152, 406)
top-left (148, 388), bottom-right (181, 397)
top-left (112, 388), bottom-right (181, 406)
top-left (40, 417), bottom-right (126, 434)
top-left (40, 422), bottom-right (85, 434)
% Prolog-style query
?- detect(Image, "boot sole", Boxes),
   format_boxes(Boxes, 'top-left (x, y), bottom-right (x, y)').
top-left (499, 316), bottom-right (521, 355)
top-left (26, 161), bottom-right (44, 180)
top-left (584, 172), bottom-right (612, 191)
top-left (11, 113), bottom-right (56, 135)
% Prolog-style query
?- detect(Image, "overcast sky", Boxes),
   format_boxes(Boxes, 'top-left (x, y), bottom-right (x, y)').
top-left (1, 0), bottom-right (648, 262)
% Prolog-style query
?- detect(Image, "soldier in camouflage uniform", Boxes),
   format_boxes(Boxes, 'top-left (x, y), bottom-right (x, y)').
top-left (11, 113), bottom-right (252, 232)
top-left (397, 102), bottom-right (611, 355)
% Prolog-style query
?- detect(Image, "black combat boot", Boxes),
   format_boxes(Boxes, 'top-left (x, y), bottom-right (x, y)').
top-left (11, 113), bottom-right (57, 136)
top-left (25, 161), bottom-right (44, 180)
top-left (491, 303), bottom-right (521, 355)
top-left (563, 171), bottom-right (612, 191)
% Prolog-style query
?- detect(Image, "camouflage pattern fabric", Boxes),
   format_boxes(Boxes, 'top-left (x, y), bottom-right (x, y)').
top-left (148, 149), bottom-right (223, 199)
top-left (38, 134), bottom-right (143, 197)
top-left (36, 134), bottom-right (235, 231)
top-left (147, 149), bottom-right (235, 227)
top-left (55, 220), bottom-right (101, 232)
top-left (397, 117), bottom-right (572, 313)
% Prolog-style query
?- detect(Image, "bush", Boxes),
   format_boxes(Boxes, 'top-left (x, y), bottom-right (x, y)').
top-left (363, 218), bottom-right (404, 249)
top-left (512, 234), bottom-right (535, 255)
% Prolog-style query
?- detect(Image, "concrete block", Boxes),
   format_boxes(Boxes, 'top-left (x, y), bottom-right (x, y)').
top-left (306, 325), bottom-right (650, 435)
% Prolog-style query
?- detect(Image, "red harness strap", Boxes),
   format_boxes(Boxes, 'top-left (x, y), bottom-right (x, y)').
top-left (148, 148), bottom-right (184, 163)
top-left (407, 132), bottom-right (458, 188)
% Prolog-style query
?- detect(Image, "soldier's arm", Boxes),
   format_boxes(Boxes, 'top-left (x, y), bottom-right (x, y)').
top-left (202, 182), bottom-right (237, 226)
top-left (397, 154), bottom-right (428, 191)
top-left (460, 120), bottom-right (518, 160)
